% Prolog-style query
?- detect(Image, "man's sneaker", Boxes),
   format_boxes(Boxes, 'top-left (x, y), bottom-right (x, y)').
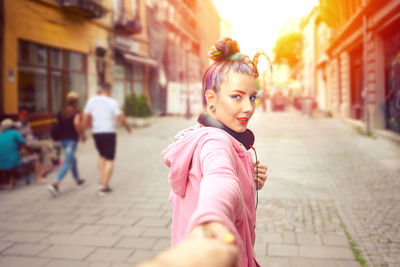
top-left (98, 187), bottom-right (112, 196)
top-left (48, 184), bottom-right (60, 197)
top-left (76, 179), bottom-right (85, 186)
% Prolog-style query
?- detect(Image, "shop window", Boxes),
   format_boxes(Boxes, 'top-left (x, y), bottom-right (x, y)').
top-left (18, 40), bottom-right (86, 114)
top-left (113, 63), bottom-right (126, 105)
top-left (350, 47), bottom-right (363, 120)
top-left (383, 25), bottom-right (400, 133)
top-left (69, 52), bottom-right (84, 71)
top-left (124, 63), bottom-right (133, 95)
top-left (51, 49), bottom-right (63, 69)
top-left (51, 71), bottom-right (63, 113)
top-left (18, 42), bottom-right (47, 66)
top-left (112, 59), bottom-right (145, 107)
top-left (68, 72), bottom-right (86, 109)
top-left (18, 66), bottom-right (48, 113)
top-left (133, 63), bottom-right (144, 96)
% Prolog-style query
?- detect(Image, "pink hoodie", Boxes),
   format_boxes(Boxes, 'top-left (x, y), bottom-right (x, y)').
top-left (161, 126), bottom-right (259, 267)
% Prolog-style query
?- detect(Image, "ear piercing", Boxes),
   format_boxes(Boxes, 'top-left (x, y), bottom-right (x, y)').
top-left (209, 104), bottom-right (216, 112)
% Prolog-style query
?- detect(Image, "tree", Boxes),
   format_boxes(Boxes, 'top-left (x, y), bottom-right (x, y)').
top-left (272, 32), bottom-right (302, 68)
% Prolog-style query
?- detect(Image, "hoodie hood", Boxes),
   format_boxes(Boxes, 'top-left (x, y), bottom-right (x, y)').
top-left (161, 126), bottom-right (245, 197)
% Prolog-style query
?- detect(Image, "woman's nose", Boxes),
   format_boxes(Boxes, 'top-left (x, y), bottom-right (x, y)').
top-left (242, 98), bottom-right (254, 113)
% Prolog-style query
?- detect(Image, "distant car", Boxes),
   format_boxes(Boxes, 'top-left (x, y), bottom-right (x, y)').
top-left (271, 91), bottom-right (287, 111)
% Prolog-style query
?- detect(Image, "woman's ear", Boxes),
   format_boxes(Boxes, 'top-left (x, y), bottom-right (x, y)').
top-left (205, 90), bottom-right (216, 106)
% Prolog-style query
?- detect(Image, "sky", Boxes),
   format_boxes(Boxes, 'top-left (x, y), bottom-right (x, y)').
top-left (212, 0), bottom-right (319, 66)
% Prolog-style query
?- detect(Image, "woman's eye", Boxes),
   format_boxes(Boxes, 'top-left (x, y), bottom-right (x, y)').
top-left (231, 94), bottom-right (241, 100)
top-left (250, 95), bottom-right (257, 101)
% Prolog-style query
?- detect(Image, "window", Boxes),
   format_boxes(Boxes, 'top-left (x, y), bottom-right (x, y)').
top-left (112, 59), bottom-right (145, 106)
top-left (18, 40), bottom-right (86, 113)
top-left (113, 62), bottom-right (126, 105)
top-left (132, 63), bottom-right (144, 95)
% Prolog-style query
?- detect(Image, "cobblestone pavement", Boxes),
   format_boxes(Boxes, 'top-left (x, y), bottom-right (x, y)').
top-left (0, 109), bottom-right (398, 267)
top-left (250, 110), bottom-right (400, 267)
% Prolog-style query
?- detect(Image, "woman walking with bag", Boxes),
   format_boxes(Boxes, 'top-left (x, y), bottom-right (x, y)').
top-left (48, 92), bottom-right (85, 196)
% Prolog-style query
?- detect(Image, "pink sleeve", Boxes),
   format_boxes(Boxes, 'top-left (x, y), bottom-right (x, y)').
top-left (187, 132), bottom-right (242, 237)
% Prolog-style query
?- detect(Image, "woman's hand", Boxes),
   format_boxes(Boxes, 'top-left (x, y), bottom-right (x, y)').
top-left (189, 221), bottom-right (236, 244)
top-left (254, 161), bottom-right (268, 190)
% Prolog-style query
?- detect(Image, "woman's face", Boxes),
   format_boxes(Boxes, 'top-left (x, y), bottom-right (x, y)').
top-left (212, 72), bottom-right (257, 132)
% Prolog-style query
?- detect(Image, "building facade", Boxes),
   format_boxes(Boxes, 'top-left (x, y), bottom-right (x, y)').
top-left (145, 0), bottom-right (220, 116)
top-left (0, 0), bottom-right (220, 128)
top-left (319, 0), bottom-right (400, 134)
top-left (112, 0), bottom-right (156, 107)
top-left (1, 0), bottom-right (111, 128)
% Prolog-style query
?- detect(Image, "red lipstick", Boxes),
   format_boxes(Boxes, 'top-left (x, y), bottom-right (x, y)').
top-left (237, 117), bottom-right (249, 125)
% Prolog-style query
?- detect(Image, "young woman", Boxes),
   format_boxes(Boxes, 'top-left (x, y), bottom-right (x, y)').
top-left (162, 37), bottom-right (268, 267)
top-left (48, 91), bottom-right (85, 196)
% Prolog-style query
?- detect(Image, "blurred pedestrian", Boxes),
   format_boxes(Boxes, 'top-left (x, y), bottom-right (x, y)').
top-left (82, 82), bottom-right (131, 196)
top-left (137, 235), bottom-right (239, 267)
top-left (161, 37), bottom-right (268, 267)
top-left (261, 87), bottom-right (269, 112)
top-left (0, 119), bottom-right (25, 188)
top-left (48, 92), bottom-right (85, 197)
top-left (15, 110), bottom-right (46, 184)
top-left (15, 109), bottom-right (35, 144)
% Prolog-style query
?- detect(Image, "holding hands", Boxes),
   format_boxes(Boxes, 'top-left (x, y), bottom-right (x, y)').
top-left (137, 222), bottom-right (239, 267)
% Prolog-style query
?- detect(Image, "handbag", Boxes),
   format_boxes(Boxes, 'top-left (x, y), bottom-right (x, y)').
top-left (50, 115), bottom-right (61, 141)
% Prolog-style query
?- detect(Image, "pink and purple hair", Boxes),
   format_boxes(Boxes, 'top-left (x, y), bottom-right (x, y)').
top-left (201, 37), bottom-right (254, 106)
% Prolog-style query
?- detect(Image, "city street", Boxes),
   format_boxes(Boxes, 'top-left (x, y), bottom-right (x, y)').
top-left (0, 108), bottom-right (399, 267)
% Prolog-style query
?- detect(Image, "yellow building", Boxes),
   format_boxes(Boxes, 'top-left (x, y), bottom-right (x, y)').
top-left (0, 0), bottom-right (155, 131)
top-left (1, 0), bottom-right (111, 127)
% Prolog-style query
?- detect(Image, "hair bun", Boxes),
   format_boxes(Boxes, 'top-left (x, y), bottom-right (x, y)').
top-left (208, 37), bottom-right (240, 61)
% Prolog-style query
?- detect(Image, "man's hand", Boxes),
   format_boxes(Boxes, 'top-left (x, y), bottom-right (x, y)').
top-left (117, 114), bottom-right (132, 134)
top-left (137, 237), bottom-right (239, 267)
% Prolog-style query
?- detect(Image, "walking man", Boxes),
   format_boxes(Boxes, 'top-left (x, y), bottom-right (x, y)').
top-left (82, 83), bottom-right (131, 196)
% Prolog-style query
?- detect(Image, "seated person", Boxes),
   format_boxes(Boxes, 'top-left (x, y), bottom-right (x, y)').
top-left (14, 109), bottom-right (35, 145)
top-left (15, 110), bottom-right (55, 183)
top-left (0, 119), bottom-right (25, 188)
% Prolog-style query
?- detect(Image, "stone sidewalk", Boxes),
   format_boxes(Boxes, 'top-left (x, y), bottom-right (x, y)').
top-left (250, 110), bottom-right (400, 267)
top-left (0, 110), bottom-right (399, 266)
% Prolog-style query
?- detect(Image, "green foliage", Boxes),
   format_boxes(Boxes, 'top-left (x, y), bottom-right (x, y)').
top-left (124, 93), bottom-right (152, 118)
top-left (273, 32), bottom-right (303, 67)
top-left (344, 228), bottom-right (368, 267)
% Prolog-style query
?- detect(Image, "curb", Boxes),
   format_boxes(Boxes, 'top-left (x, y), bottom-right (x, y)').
top-left (343, 117), bottom-right (400, 144)
top-left (126, 116), bottom-right (154, 128)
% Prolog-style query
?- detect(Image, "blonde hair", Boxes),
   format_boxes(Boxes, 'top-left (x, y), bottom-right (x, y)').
top-left (67, 91), bottom-right (79, 100)
top-left (67, 91), bottom-right (79, 106)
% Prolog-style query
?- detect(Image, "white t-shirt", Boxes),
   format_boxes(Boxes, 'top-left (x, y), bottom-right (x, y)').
top-left (83, 95), bottom-right (122, 134)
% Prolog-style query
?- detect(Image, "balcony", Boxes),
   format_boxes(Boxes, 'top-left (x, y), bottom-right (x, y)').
top-left (53, 0), bottom-right (107, 19)
top-left (115, 14), bottom-right (142, 35)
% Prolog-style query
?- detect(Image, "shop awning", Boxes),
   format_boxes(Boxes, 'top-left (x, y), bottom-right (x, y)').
top-left (122, 53), bottom-right (158, 67)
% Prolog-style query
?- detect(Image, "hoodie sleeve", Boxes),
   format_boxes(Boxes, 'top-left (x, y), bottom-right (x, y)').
top-left (187, 131), bottom-right (242, 238)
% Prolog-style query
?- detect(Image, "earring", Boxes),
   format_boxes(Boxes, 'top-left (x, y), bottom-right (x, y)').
top-left (209, 104), bottom-right (216, 112)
